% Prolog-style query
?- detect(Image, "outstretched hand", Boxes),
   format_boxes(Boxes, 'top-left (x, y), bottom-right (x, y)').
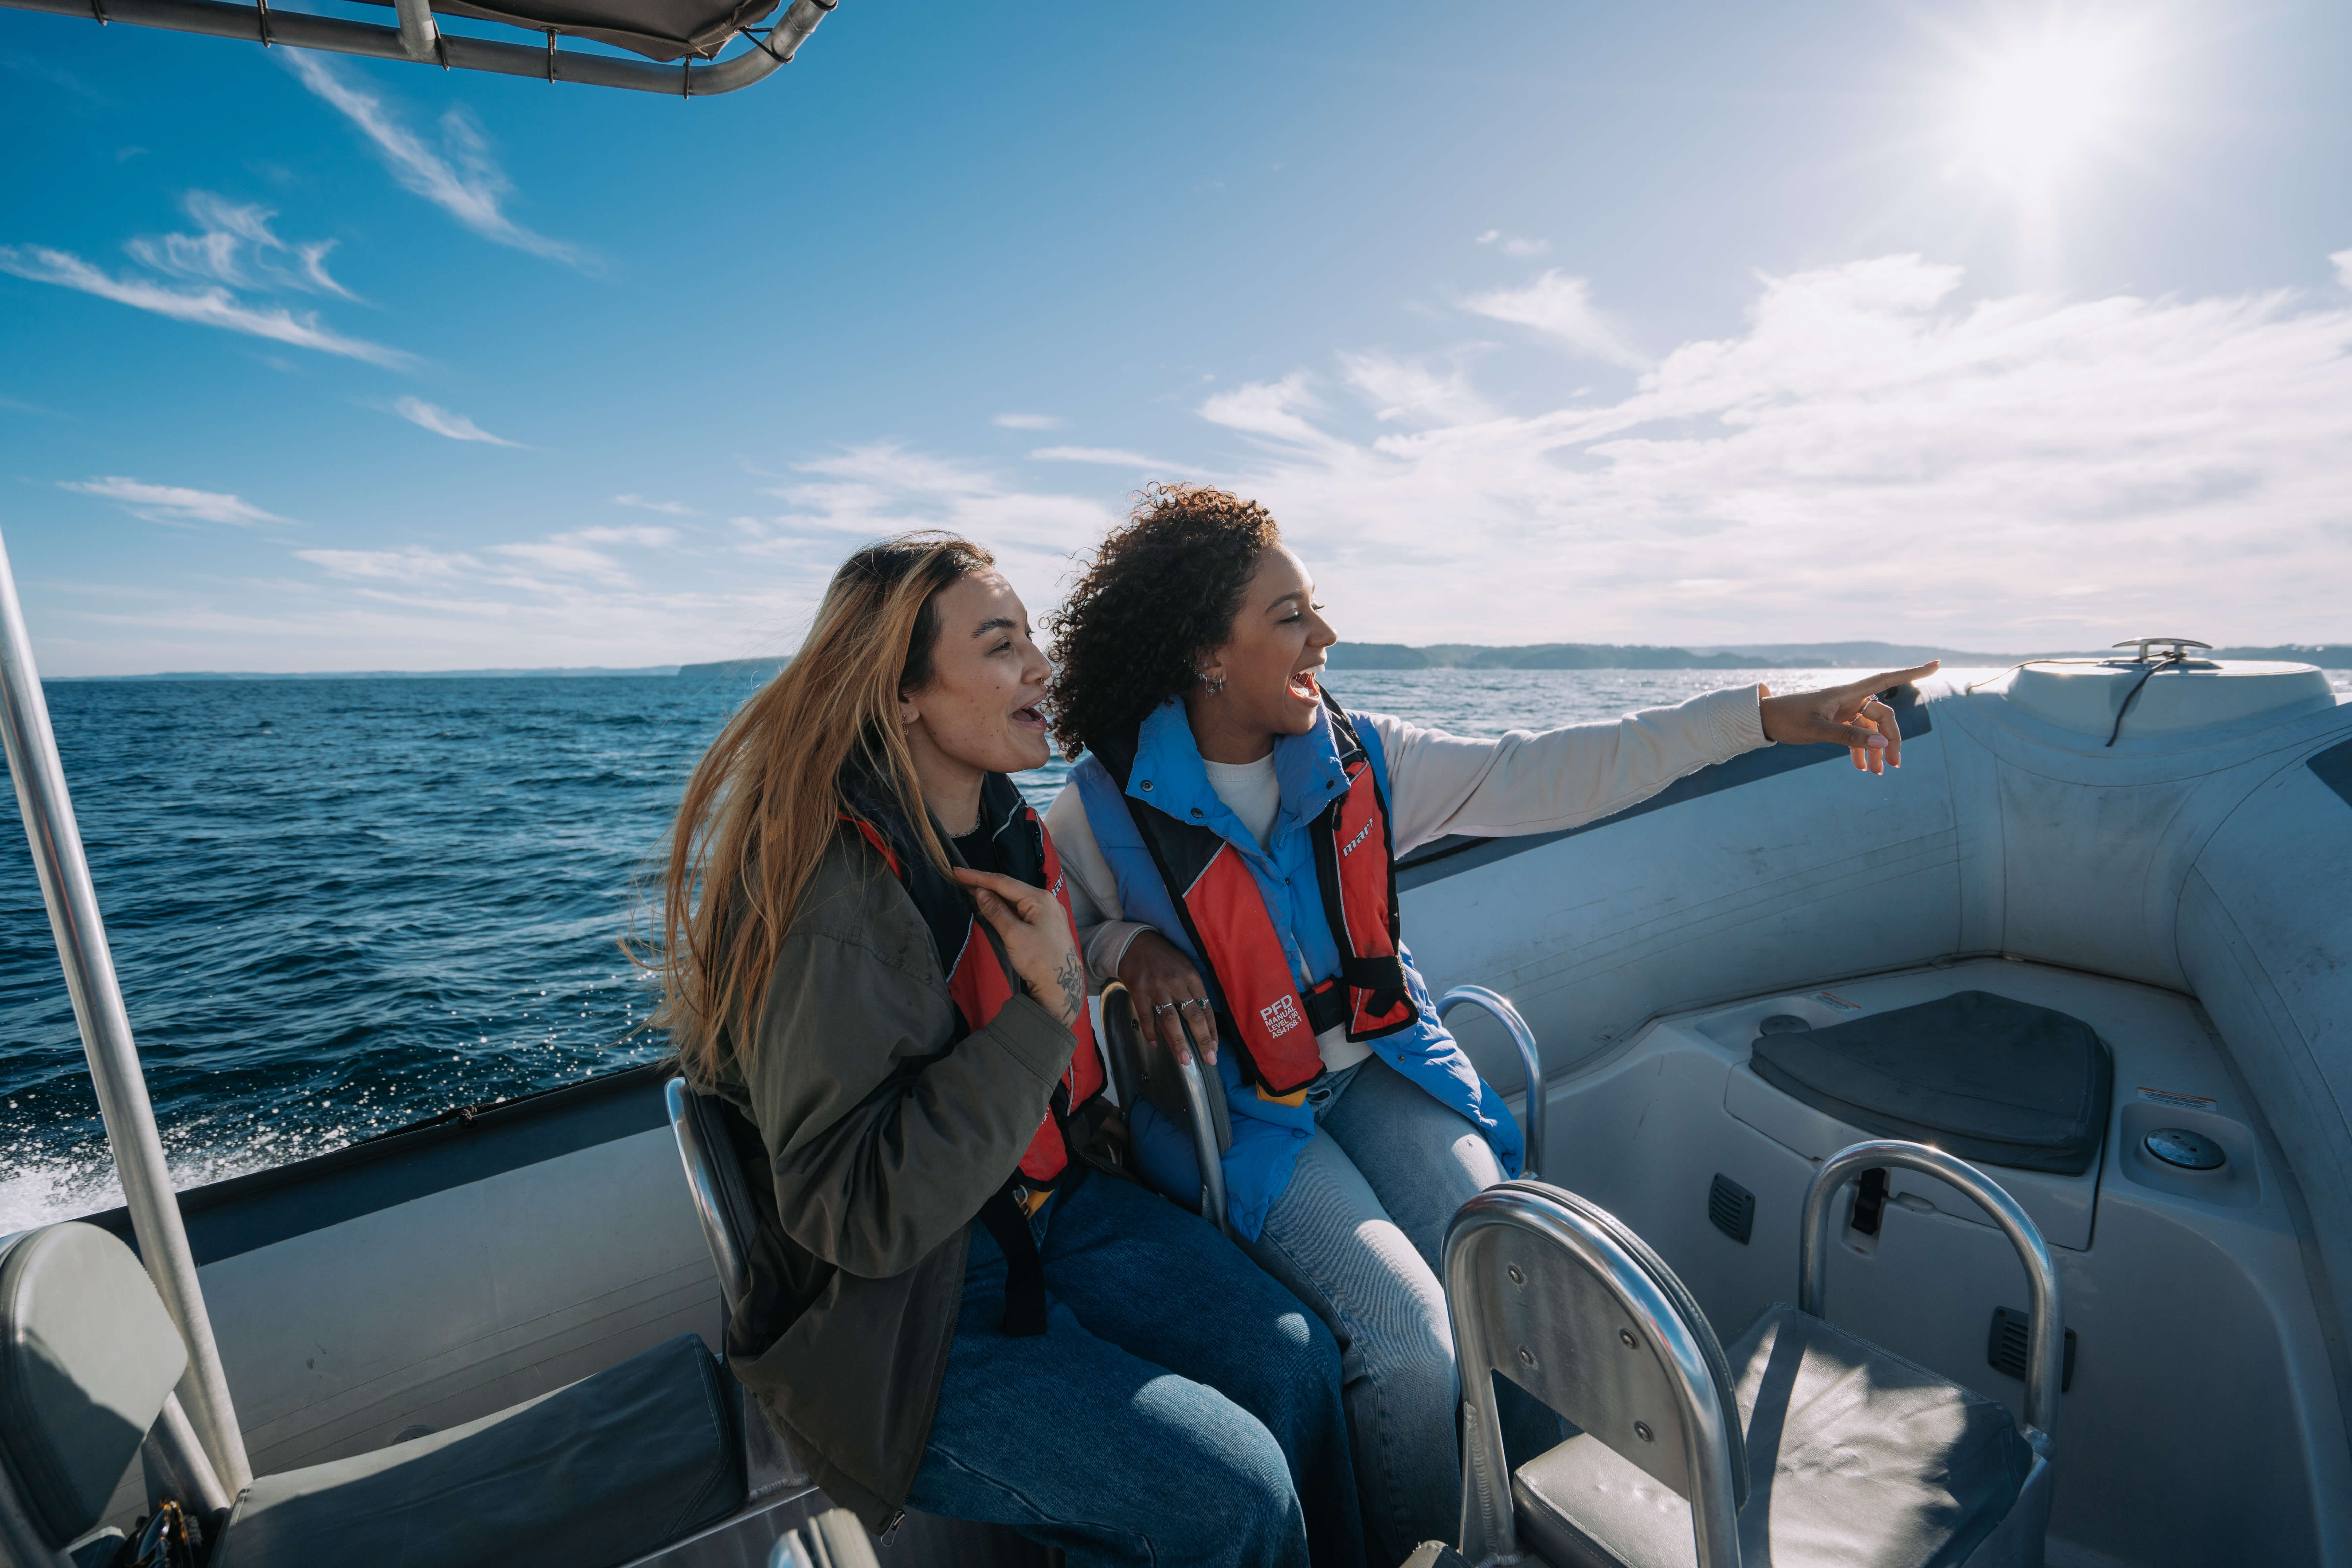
top-left (1758, 662), bottom-right (1940, 775)
top-left (952, 867), bottom-right (1085, 1032)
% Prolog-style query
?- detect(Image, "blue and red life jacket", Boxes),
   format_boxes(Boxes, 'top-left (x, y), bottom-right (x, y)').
top-left (1084, 694), bottom-right (1417, 1097)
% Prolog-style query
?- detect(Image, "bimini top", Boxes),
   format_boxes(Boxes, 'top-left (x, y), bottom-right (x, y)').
top-left (3, 0), bottom-right (837, 94)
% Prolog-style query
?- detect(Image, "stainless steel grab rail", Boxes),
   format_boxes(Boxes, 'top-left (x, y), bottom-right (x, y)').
top-left (1800, 1140), bottom-right (2062, 1450)
top-left (1444, 1182), bottom-right (1745, 1568)
top-left (1437, 986), bottom-right (1545, 1180)
top-left (0, 0), bottom-right (836, 96)
top-left (1169, 1045), bottom-right (1232, 1238)
top-left (0, 528), bottom-right (252, 1494)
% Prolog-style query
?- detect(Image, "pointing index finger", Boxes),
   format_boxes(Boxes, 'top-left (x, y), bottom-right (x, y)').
top-left (1846, 660), bottom-right (1940, 695)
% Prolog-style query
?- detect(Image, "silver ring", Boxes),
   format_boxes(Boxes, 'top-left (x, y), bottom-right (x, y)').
top-left (1181, 998), bottom-right (1211, 1011)
top-left (1153, 1001), bottom-right (1178, 1016)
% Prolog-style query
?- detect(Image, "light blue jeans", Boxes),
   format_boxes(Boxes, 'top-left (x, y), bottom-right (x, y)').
top-left (1246, 1056), bottom-right (1560, 1564)
top-left (908, 1172), bottom-right (1362, 1568)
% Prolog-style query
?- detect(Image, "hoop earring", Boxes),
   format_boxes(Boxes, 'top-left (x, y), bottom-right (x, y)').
top-left (1198, 669), bottom-right (1226, 696)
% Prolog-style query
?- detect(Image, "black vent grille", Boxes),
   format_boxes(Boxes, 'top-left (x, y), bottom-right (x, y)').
top-left (1708, 1174), bottom-right (1754, 1245)
top-left (1987, 1306), bottom-right (2077, 1392)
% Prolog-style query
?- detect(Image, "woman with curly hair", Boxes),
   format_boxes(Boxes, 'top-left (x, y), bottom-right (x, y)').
top-left (1043, 484), bottom-right (1934, 1560)
top-left (658, 533), bottom-right (1359, 1568)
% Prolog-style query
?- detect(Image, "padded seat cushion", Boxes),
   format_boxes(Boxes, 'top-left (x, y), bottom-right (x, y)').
top-left (0, 1223), bottom-right (189, 1546)
top-left (1750, 990), bottom-right (2112, 1174)
top-left (1512, 1306), bottom-right (2033, 1568)
top-left (213, 1332), bottom-right (744, 1568)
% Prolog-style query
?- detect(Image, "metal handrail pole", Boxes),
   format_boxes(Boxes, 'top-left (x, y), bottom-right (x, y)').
top-left (1170, 1050), bottom-right (1231, 1238)
top-left (1799, 1139), bottom-right (2062, 1450)
top-left (0, 0), bottom-right (835, 95)
top-left (1437, 985), bottom-right (1546, 1180)
top-left (0, 531), bottom-right (252, 1493)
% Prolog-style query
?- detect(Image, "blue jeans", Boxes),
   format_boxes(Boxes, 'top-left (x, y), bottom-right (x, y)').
top-left (1245, 1057), bottom-right (1561, 1564)
top-left (908, 1171), bottom-right (1362, 1568)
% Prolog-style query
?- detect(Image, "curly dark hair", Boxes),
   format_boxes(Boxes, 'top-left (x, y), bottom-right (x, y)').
top-left (1048, 483), bottom-right (1282, 758)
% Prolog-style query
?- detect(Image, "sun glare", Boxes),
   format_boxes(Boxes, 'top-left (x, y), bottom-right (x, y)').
top-left (1953, 17), bottom-right (2146, 191)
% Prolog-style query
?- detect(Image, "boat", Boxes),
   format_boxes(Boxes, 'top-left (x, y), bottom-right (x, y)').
top-left (0, 7), bottom-right (2347, 1562)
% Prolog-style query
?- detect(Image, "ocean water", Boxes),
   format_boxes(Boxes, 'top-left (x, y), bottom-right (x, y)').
top-left (3, 664), bottom-right (2342, 1229)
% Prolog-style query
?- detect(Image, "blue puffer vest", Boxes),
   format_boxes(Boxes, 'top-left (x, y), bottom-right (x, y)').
top-left (1071, 698), bottom-right (1523, 1240)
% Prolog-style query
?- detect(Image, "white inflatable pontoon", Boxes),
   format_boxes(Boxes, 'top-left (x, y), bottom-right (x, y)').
top-left (3, 520), bottom-right (2347, 1568)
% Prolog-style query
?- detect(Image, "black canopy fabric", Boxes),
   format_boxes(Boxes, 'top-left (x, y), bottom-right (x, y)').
top-left (364, 0), bottom-right (783, 62)
top-left (1751, 990), bottom-right (2114, 1175)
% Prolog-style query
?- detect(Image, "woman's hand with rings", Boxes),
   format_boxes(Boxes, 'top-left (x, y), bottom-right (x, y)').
top-left (1116, 929), bottom-right (1219, 1067)
top-left (1758, 662), bottom-right (1939, 775)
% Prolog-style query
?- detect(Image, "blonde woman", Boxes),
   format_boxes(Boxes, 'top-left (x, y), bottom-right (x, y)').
top-left (654, 535), bottom-right (1359, 1568)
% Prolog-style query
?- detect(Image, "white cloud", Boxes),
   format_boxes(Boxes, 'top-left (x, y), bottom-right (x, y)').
top-left (284, 53), bottom-right (589, 270)
top-left (1476, 229), bottom-right (1551, 258)
top-left (1029, 445), bottom-right (1179, 469)
top-left (126, 192), bottom-right (355, 300)
top-left (1199, 372), bottom-right (1345, 451)
top-left (1461, 268), bottom-right (1648, 368)
top-left (754, 443), bottom-right (1117, 568)
top-left (992, 412), bottom-right (1063, 430)
top-left (295, 545), bottom-right (475, 581)
top-left (613, 494), bottom-right (697, 515)
top-left (2334, 248), bottom-right (2352, 291)
top-left (59, 476), bottom-right (285, 526)
top-left (1197, 253), bottom-right (2352, 649)
top-left (1338, 349), bottom-right (1496, 426)
top-left (570, 524), bottom-right (677, 547)
top-left (391, 396), bottom-right (522, 446)
top-left (0, 245), bottom-right (409, 367)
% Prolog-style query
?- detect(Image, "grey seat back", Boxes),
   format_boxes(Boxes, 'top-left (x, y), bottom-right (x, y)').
top-left (0, 1223), bottom-right (187, 1547)
top-left (667, 1076), bottom-right (762, 1319)
top-left (1444, 1181), bottom-right (1748, 1568)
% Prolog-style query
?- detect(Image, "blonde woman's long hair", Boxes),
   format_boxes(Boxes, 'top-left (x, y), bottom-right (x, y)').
top-left (654, 533), bottom-right (993, 1084)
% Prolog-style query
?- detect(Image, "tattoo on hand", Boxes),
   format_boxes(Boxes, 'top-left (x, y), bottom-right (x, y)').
top-left (1054, 951), bottom-right (1085, 1030)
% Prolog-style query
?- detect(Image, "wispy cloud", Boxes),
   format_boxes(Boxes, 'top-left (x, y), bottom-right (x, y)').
top-left (60, 476), bottom-right (286, 526)
top-left (992, 412), bottom-right (1063, 430)
top-left (1476, 229), bottom-right (1551, 259)
top-left (1029, 445), bottom-right (1180, 469)
top-left (613, 494), bottom-right (697, 515)
top-left (746, 443), bottom-right (1116, 569)
top-left (1461, 268), bottom-right (1648, 368)
top-left (571, 524), bottom-right (677, 547)
top-left (391, 396), bottom-right (522, 446)
top-left (126, 192), bottom-right (356, 300)
top-left (283, 53), bottom-right (590, 270)
top-left (1195, 253), bottom-right (2352, 648)
top-left (0, 245), bottom-right (410, 366)
top-left (1338, 349), bottom-right (1496, 426)
top-left (2334, 248), bottom-right (2352, 291)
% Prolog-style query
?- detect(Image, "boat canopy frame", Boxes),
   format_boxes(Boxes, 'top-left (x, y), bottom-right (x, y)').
top-left (0, 0), bottom-right (835, 95)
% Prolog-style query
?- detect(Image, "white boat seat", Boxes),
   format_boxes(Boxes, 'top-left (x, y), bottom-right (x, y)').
top-left (0, 1222), bottom-right (189, 1551)
top-left (1444, 1148), bottom-right (2059, 1568)
top-left (1749, 991), bottom-right (2111, 1176)
top-left (0, 1222), bottom-right (745, 1568)
top-left (1512, 1305), bottom-right (2036, 1568)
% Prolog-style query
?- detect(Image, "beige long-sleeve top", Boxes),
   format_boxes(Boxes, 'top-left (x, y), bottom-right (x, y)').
top-left (1043, 684), bottom-right (1771, 1068)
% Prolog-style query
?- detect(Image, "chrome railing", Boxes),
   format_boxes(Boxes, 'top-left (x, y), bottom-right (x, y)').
top-left (1801, 1139), bottom-right (2063, 1450)
top-left (1437, 985), bottom-right (1546, 1180)
top-left (0, 529), bottom-right (252, 1492)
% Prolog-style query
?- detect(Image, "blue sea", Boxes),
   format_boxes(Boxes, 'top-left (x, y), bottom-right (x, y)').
top-left (5, 663), bottom-right (2342, 1229)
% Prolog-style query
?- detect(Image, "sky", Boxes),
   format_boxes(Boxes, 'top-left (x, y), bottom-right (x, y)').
top-left (2, 0), bottom-right (2349, 675)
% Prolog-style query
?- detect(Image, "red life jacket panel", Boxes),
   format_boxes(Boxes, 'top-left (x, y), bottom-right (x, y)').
top-left (845, 798), bottom-right (1102, 1191)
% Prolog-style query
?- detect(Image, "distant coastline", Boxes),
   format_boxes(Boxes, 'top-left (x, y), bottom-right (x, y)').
top-left (53, 642), bottom-right (2352, 680)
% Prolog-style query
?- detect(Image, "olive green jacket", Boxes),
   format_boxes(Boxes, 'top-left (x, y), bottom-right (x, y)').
top-left (705, 831), bottom-right (1076, 1527)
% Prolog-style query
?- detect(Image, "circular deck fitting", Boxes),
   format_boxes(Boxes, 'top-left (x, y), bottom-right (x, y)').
top-left (2144, 1128), bottom-right (2227, 1170)
top-left (1757, 1014), bottom-right (1812, 1036)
